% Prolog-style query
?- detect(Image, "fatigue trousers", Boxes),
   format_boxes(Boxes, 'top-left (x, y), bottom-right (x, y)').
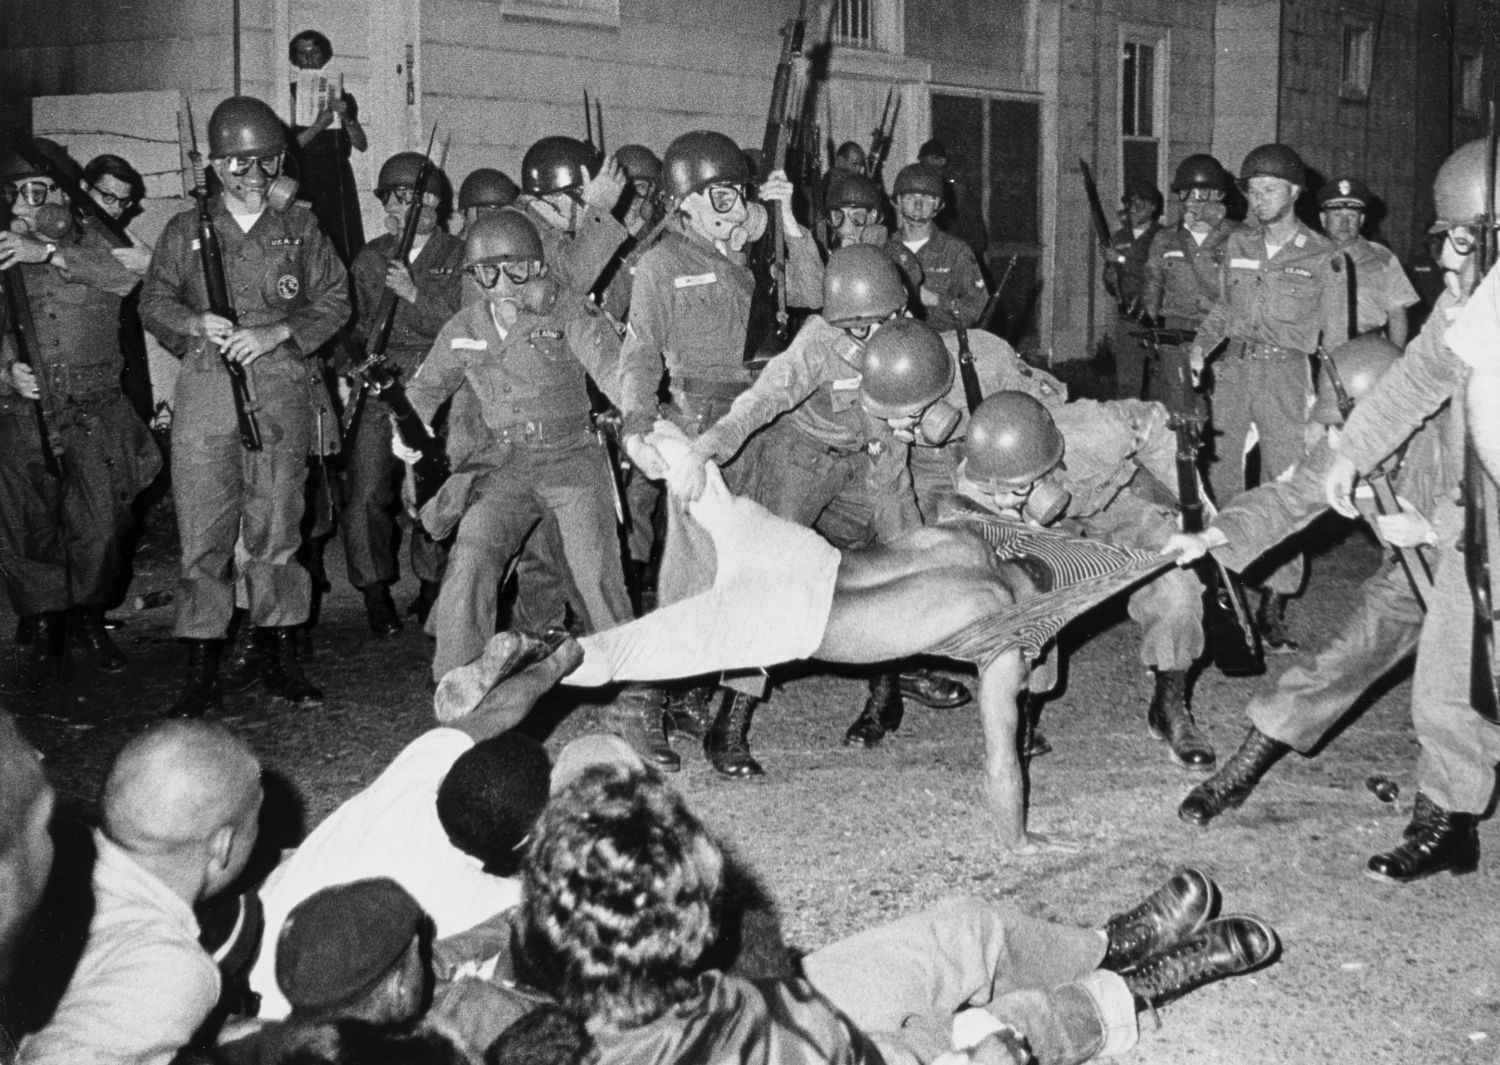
top-left (430, 438), bottom-right (631, 682)
top-left (802, 897), bottom-right (1135, 1065)
top-left (1207, 351), bottom-right (1309, 596)
top-left (1067, 491), bottom-right (1205, 672)
top-left (172, 363), bottom-right (313, 640)
top-left (1110, 318), bottom-right (1149, 401)
top-left (0, 396), bottom-right (158, 616)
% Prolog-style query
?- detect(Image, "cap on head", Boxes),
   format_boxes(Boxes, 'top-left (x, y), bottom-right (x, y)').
top-left (1238, 143), bottom-right (1305, 188)
top-left (892, 163), bottom-right (944, 199)
top-left (661, 130), bottom-right (751, 203)
top-left (522, 136), bottom-right (594, 197)
top-left (275, 877), bottom-right (426, 1012)
top-left (823, 245), bottom-right (907, 326)
top-left (961, 391), bottom-right (1065, 488)
top-left (458, 168), bottom-right (521, 211)
top-left (207, 96), bottom-right (288, 159)
top-left (1317, 177), bottom-right (1371, 211)
top-left (463, 210), bottom-right (544, 268)
top-left (858, 318), bottom-right (954, 418)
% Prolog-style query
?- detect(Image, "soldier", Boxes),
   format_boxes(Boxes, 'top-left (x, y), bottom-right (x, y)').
top-left (1315, 177), bottom-right (1418, 346)
top-left (1190, 143), bottom-right (1349, 654)
top-left (515, 135), bottom-right (628, 299)
top-left (0, 139), bottom-right (162, 691)
top-left (1161, 337), bottom-right (1417, 829)
top-left (614, 144), bottom-right (662, 238)
top-left (889, 162), bottom-right (987, 332)
top-left (824, 169), bottom-right (886, 249)
top-left (1141, 155), bottom-right (1237, 402)
top-left (833, 140), bottom-right (867, 175)
top-left (456, 168), bottom-right (520, 236)
top-left (669, 255), bottom-right (970, 770)
top-left (948, 390), bottom-right (1211, 769)
top-left (1314, 139), bottom-right (1500, 882)
top-left (1105, 180), bottom-right (1164, 400)
top-left (140, 96), bottom-right (350, 716)
top-left (398, 212), bottom-right (674, 770)
top-left (339, 151), bottom-right (464, 637)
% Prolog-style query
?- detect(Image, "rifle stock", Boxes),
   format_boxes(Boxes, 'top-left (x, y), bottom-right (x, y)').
top-left (0, 232), bottom-right (67, 479)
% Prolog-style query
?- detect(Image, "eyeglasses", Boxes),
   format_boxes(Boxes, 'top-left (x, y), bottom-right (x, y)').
top-left (383, 188), bottom-right (438, 207)
top-left (223, 155), bottom-right (284, 178)
top-left (467, 261), bottom-right (539, 288)
top-left (707, 183), bottom-right (746, 214)
top-left (3, 180), bottom-right (58, 207)
top-left (829, 207), bottom-right (874, 227)
top-left (91, 186), bottom-right (134, 208)
top-left (840, 310), bottom-right (900, 342)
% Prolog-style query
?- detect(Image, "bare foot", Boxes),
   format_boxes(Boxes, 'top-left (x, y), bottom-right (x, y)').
top-left (1005, 831), bottom-right (1081, 856)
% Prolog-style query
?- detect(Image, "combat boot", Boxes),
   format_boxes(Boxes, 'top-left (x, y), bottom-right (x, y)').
top-left (219, 618), bottom-right (268, 692)
top-left (1146, 669), bottom-right (1215, 770)
top-left (1178, 727), bottom-right (1289, 826)
top-left (21, 612), bottom-right (69, 690)
top-left (168, 639), bottom-right (224, 717)
top-left (843, 673), bottom-right (904, 748)
top-left (705, 688), bottom-right (764, 778)
top-left (259, 627), bottom-right (324, 707)
top-left (72, 605), bottom-right (127, 673)
top-left (1123, 915), bottom-right (1278, 1005)
top-left (1101, 867), bottom-right (1216, 973)
top-left (1256, 591), bottom-right (1300, 653)
top-left (408, 579), bottom-right (440, 625)
top-left (1366, 799), bottom-right (1479, 883)
top-left (604, 685), bottom-right (680, 772)
top-left (663, 684), bottom-right (715, 740)
top-left (898, 668), bottom-right (972, 709)
top-left (361, 582), bottom-right (402, 638)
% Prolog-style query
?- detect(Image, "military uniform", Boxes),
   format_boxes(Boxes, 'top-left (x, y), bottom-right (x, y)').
top-left (899, 228), bottom-right (986, 332)
top-left (1339, 235), bottom-right (1419, 336)
top-left (1106, 220), bottom-right (1163, 399)
top-left (0, 227), bottom-right (161, 620)
top-left (139, 197), bottom-right (349, 639)
top-left (406, 293), bottom-right (642, 681)
top-left (1331, 292), bottom-right (1500, 817)
top-left (1141, 218), bottom-right (1237, 402)
top-left (1195, 219), bottom-right (1348, 595)
top-left (341, 228), bottom-right (464, 593)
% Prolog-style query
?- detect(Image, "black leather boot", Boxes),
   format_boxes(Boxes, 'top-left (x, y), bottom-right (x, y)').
top-left (1366, 798), bottom-right (1479, 883)
top-left (1256, 591), bottom-right (1300, 653)
top-left (260, 627), bottom-right (324, 706)
top-left (604, 685), bottom-right (680, 772)
top-left (898, 668), bottom-right (972, 709)
top-left (1146, 669), bottom-right (1216, 769)
top-left (72, 605), bottom-right (127, 673)
top-left (705, 688), bottom-right (764, 778)
top-left (169, 639), bottom-right (224, 718)
top-left (1404, 790), bottom-right (1439, 839)
top-left (663, 684), bottom-right (715, 740)
top-left (1178, 726), bottom-right (1289, 826)
top-left (1123, 915), bottom-right (1278, 1005)
top-left (362, 582), bottom-right (402, 638)
top-left (408, 579), bottom-right (440, 625)
top-left (1102, 867), bottom-right (1216, 973)
top-left (843, 673), bottom-right (904, 748)
top-left (219, 619), bottom-right (268, 693)
top-left (22, 612), bottom-right (69, 690)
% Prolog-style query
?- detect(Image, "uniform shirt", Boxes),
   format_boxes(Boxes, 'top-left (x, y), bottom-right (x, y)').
top-left (618, 218), bottom-right (823, 418)
top-left (1105, 221), bottom-right (1162, 309)
top-left (1195, 219), bottom-right (1348, 356)
top-left (904, 228), bottom-right (987, 331)
top-left (1142, 220), bottom-right (1238, 326)
top-left (139, 197), bottom-right (349, 374)
top-left (1336, 236), bottom-right (1419, 335)
top-left (349, 228), bottom-right (465, 369)
top-left (1049, 398), bottom-right (1179, 520)
top-left (1448, 261), bottom-right (1500, 373)
top-left (516, 199), bottom-right (628, 299)
top-left (0, 226), bottom-right (139, 409)
top-left (18, 833), bottom-right (221, 1065)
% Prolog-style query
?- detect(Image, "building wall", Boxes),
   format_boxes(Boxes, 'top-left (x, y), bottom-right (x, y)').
top-left (1212, 0), bottom-right (1279, 178)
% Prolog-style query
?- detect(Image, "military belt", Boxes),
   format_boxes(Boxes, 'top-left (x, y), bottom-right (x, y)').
top-left (490, 416), bottom-right (590, 446)
top-left (671, 376), bottom-right (750, 403)
top-left (1231, 339), bottom-right (1307, 361)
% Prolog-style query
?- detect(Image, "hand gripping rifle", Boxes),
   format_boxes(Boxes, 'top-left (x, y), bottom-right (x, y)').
top-left (345, 128), bottom-right (451, 511)
top-left (743, 0), bottom-right (809, 366)
top-left (1079, 159), bottom-right (1144, 320)
top-left (184, 102), bottom-right (263, 451)
top-left (0, 197), bottom-right (67, 478)
top-left (1318, 345), bottom-right (1434, 610)
top-left (863, 88), bottom-right (901, 183)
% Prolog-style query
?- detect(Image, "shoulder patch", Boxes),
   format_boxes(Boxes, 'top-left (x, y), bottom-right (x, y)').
top-left (270, 237), bottom-right (304, 247)
top-left (1293, 233), bottom-right (1307, 248)
top-left (530, 328), bottom-right (565, 342)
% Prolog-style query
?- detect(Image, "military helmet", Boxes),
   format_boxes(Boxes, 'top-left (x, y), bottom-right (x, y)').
top-left (1311, 334), bottom-right (1400, 425)
top-left (521, 136), bottom-right (594, 197)
top-left (823, 245), bottom-right (908, 327)
top-left (207, 96), bottom-right (288, 158)
top-left (614, 144), bottom-right (662, 184)
top-left (962, 391), bottom-right (1065, 488)
top-left (859, 319), bottom-right (954, 418)
top-left (1317, 177), bottom-right (1372, 210)
top-left (376, 152), bottom-right (429, 195)
top-left (458, 168), bottom-right (520, 211)
top-left (825, 169), bottom-right (882, 211)
top-left (1238, 143), bottom-right (1305, 187)
top-left (661, 131), bottom-right (751, 203)
top-left (463, 210), bottom-right (544, 268)
top-left (1430, 138), bottom-right (1500, 234)
top-left (892, 163), bottom-right (944, 199)
top-left (1171, 153), bottom-right (1228, 194)
top-left (0, 137), bottom-right (81, 185)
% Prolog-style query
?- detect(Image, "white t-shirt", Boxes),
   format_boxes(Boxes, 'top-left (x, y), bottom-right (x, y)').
top-left (247, 728), bottom-right (521, 1020)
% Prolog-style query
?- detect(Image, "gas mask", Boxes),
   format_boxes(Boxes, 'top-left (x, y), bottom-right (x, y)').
top-left (887, 402), bottom-right (962, 447)
top-left (534, 191), bottom-right (581, 235)
top-left (828, 206), bottom-right (886, 250)
top-left (28, 203), bottom-right (76, 243)
top-left (215, 154), bottom-right (298, 214)
top-left (683, 184), bottom-right (766, 253)
top-left (1441, 227), bottom-right (1478, 300)
top-left (1022, 476), bottom-right (1072, 525)
top-left (468, 260), bottom-right (548, 326)
top-left (383, 189), bottom-right (441, 238)
top-left (1180, 193), bottom-right (1225, 230)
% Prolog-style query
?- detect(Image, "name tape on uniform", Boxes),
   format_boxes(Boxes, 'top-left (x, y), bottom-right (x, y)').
top-left (674, 273), bottom-right (717, 289)
top-left (451, 337), bottom-right (488, 350)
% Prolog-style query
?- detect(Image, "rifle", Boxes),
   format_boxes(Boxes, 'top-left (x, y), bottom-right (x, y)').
top-left (1079, 159), bottom-right (1142, 319)
top-left (863, 88), bottom-right (900, 182)
top-left (0, 201), bottom-right (67, 479)
top-left (183, 102), bottom-right (263, 452)
top-left (951, 302), bottom-right (984, 414)
top-left (1150, 330), bottom-right (1264, 676)
top-left (583, 90), bottom-right (605, 158)
top-left (589, 405), bottom-right (629, 529)
top-left (345, 127), bottom-right (451, 511)
top-left (975, 254), bottom-right (1017, 333)
top-left (743, 0), bottom-right (810, 365)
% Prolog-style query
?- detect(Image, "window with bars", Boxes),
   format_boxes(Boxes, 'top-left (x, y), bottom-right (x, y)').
top-left (1341, 21), bottom-right (1373, 100)
top-left (1120, 38), bottom-right (1163, 198)
top-left (832, 0), bottom-right (902, 51)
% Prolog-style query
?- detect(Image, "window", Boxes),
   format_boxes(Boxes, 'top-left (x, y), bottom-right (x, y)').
top-left (1341, 22), bottom-right (1373, 100)
top-left (831, 0), bottom-right (902, 52)
top-left (497, 0), bottom-right (618, 28)
top-left (1120, 36), bottom-right (1166, 200)
top-left (1459, 52), bottom-right (1483, 116)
